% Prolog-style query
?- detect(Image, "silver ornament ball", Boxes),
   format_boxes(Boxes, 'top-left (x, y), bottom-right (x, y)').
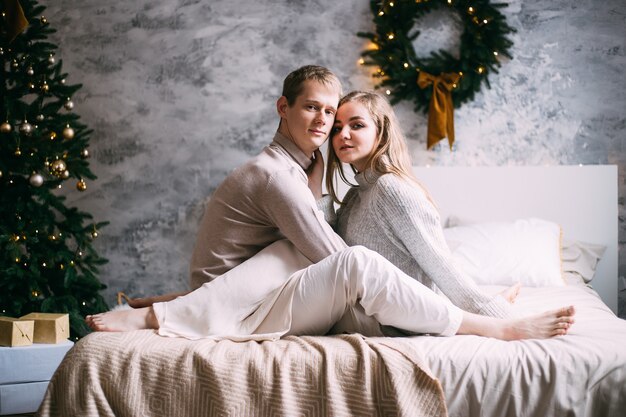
top-left (29, 173), bottom-right (44, 187)
top-left (19, 122), bottom-right (33, 136)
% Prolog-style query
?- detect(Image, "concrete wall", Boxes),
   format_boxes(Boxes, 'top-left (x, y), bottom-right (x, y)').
top-left (43, 0), bottom-right (626, 316)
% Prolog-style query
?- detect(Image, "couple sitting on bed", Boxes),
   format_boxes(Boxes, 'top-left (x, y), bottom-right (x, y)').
top-left (86, 65), bottom-right (575, 341)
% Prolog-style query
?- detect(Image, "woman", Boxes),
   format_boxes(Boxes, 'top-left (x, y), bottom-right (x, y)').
top-left (325, 91), bottom-right (516, 319)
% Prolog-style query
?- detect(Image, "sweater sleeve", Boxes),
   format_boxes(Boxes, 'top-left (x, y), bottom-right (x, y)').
top-left (263, 169), bottom-right (347, 263)
top-left (375, 176), bottom-right (513, 318)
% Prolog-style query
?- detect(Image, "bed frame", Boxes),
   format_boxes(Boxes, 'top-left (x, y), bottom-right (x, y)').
top-left (411, 165), bottom-right (619, 313)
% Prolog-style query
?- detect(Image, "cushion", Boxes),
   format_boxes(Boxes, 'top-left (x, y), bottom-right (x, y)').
top-left (443, 218), bottom-right (564, 287)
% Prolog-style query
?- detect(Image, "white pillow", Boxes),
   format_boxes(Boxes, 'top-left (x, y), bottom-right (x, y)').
top-left (443, 218), bottom-right (564, 287)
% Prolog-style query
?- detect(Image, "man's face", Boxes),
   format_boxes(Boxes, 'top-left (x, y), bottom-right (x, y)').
top-left (277, 80), bottom-right (340, 156)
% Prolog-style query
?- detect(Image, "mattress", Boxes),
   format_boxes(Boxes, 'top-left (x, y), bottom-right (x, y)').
top-left (404, 282), bottom-right (626, 417)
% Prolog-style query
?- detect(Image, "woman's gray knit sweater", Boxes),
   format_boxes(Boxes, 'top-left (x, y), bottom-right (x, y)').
top-left (334, 170), bottom-right (512, 318)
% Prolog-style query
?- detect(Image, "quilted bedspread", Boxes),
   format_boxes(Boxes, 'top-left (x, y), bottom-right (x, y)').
top-left (37, 331), bottom-right (447, 416)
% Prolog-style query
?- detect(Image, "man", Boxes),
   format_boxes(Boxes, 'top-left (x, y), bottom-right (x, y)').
top-left (124, 65), bottom-right (347, 307)
top-left (189, 64), bottom-right (347, 288)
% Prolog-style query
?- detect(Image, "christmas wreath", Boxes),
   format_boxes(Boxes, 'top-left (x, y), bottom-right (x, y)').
top-left (359, 0), bottom-right (516, 149)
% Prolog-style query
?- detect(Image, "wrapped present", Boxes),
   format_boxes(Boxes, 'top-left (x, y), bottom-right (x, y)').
top-left (0, 317), bottom-right (34, 347)
top-left (19, 313), bottom-right (69, 344)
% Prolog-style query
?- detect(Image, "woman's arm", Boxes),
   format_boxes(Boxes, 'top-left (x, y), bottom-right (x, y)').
top-left (376, 176), bottom-right (513, 318)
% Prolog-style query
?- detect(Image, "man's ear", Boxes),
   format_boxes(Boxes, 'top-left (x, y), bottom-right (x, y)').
top-left (276, 96), bottom-right (289, 118)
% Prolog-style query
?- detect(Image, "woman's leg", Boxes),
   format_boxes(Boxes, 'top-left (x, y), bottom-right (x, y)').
top-left (287, 246), bottom-right (464, 336)
top-left (287, 246), bottom-right (575, 340)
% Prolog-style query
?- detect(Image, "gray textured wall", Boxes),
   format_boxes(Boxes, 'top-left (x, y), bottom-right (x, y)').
top-left (42, 0), bottom-right (626, 317)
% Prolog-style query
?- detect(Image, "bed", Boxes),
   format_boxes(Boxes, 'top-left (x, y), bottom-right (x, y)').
top-left (37, 165), bottom-right (626, 417)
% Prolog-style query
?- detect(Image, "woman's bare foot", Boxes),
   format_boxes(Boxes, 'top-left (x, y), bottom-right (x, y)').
top-left (86, 307), bottom-right (158, 332)
top-left (502, 306), bottom-right (576, 340)
top-left (499, 282), bottom-right (521, 304)
top-left (458, 305), bottom-right (576, 340)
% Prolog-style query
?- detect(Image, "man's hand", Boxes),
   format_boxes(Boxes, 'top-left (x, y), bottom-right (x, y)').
top-left (306, 149), bottom-right (324, 199)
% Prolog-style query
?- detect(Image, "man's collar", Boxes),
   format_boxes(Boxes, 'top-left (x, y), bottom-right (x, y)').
top-left (271, 131), bottom-right (312, 170)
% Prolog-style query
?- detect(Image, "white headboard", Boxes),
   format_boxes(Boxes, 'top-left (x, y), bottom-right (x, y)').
top-left (412, 165), bottom-right (619, 313)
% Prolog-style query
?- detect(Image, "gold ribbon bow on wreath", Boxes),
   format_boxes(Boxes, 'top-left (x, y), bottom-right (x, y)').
top-left (417, 71), bottom-right (461, 150)
top-left (1, 0), bottom-right (29, 43)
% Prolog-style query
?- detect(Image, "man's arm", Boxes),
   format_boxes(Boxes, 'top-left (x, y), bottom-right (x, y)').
top-left (264, 169), bottom-right (347, 263)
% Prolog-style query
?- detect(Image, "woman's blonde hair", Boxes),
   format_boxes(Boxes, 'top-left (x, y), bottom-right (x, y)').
top-left (326, 91), bottom-right (421, 205)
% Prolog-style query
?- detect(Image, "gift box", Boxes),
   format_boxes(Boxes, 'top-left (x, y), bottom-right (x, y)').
top-left (19, 313), bottom-right (69, 344)
top-left (0, 317), bottom-right (34, 347)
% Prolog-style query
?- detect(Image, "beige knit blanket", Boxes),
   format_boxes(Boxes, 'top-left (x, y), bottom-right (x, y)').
top-left (37, 330), bottom-right (447, 416)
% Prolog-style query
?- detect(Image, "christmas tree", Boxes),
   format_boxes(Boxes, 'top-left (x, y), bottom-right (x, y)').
top-left (1, 0), bottom-right (109, 340)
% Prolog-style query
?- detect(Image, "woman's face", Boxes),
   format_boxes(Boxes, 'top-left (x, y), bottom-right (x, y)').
top-left (331, 101), bottom-right (378, 172)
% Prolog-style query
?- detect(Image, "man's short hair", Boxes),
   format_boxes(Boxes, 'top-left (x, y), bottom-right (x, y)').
top-left (282, 65), bottom-right (342, 106)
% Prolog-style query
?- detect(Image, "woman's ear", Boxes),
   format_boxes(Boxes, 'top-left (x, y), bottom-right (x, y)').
top-left (276, 96), bottom-right (289, 118)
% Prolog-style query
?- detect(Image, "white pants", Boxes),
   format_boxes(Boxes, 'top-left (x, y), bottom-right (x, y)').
top-left (154, 242), bottom-right (463, 340)
top-left (287, 246), bottom-right (463, 337)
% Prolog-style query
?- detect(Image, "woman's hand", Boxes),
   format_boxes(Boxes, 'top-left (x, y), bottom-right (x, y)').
top-left (499, 282), bottom-right (521, 304)
top-left (306, 149), bottom-right (324, 199)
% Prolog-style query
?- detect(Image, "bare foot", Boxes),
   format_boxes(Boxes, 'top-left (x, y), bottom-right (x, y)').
top-left (117, 291), bottom-right (188, 309)
top-left (502, 306), bottom-right (576, 340)
top-left (458, 305), bottom-right (576, 340)
top-left (85, 307), bottom-right (158, 332)
top-left (499, 282), bottom-right (521, 304)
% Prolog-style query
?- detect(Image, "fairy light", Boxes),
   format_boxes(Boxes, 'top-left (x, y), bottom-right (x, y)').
top-left (493, 51), bottom-right (498, 56)
top-left (483, 19), bottom-right (488, 24)
top-left (403, 62), bottom-right (409, 68)
top-left (389, 1), bottom-right (394, 6)
top-left (379, 11), bottom-right (384, 16)
top-left (477, 66), bottom-right (484, 74)
top-left (385, 89), bottom-right (391, 95)
top-left (468, 6), bottom-right (474, 13)
top-left (387, 33), bottom-right (395, 40)
top-left (358, 58), bottom-right (365, 65)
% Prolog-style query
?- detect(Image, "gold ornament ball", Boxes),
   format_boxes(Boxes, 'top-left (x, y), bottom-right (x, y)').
top-left (48, 54), bottom-right (55, 65)
top-left (14, 147), bottom-right (21, 156)
top-left (36, 114), bottom-right (45, 122)
top-left (64, 100), bottom-right (74, 110)
top-left (29, 173), bottom-right (44, 187)
top-left (77, 179), bottom-right (87, 191)
top-left (62, 125), bottom-right (75, 140)
top-left (41, 82), bottom-right (49, 93)
top-left (11, 60), bottom-right (18, 69)
top-left (19, 121), bottom-right (33, 136)
top-left (48, 131), bottom-right (57, 141)
top-left (50, 159), bottom-right (67, 174)
top-left (40, 16), bottom-right (48, 25)
top-left (80, 148), bottom-right (90, 159)
top-left (0, 122), bottom-right (11, 133)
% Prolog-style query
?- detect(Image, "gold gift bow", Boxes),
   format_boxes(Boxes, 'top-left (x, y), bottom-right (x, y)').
top-left (2, 0), bottom-right (29, 42)
top-left (417, 70), bottom-right (461, 150)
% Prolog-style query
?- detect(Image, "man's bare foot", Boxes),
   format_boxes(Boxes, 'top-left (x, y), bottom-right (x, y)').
top-left (499, 282), bottom-right (521, 304)
top-left (85, 307), bottom-right (158, 332)
top-left (458, 305), bottom-right (576, 340)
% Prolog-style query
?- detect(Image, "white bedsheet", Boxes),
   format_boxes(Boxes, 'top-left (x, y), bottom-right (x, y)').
top-left (399, 282), bottom-right (626, 417)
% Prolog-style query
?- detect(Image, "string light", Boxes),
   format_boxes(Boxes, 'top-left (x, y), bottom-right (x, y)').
top-left (385, 89), bottom-right (391, 95)
top-left (477, 66), bottom-right (484, 74)
top-left (468, 6), bottom-right (474, 13)
top-left (389, 1), bottom-right (394, 6)
top-left (403, 62), bottom-right (409, 68)
top-left (358, 58), bottom-right (365, 65)
top-left (387, 33), bottom-right (395, 40)
top-left (379, 11), bottom-right (384, 16)
top-left (493, 51), bottom-right (498, 56)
